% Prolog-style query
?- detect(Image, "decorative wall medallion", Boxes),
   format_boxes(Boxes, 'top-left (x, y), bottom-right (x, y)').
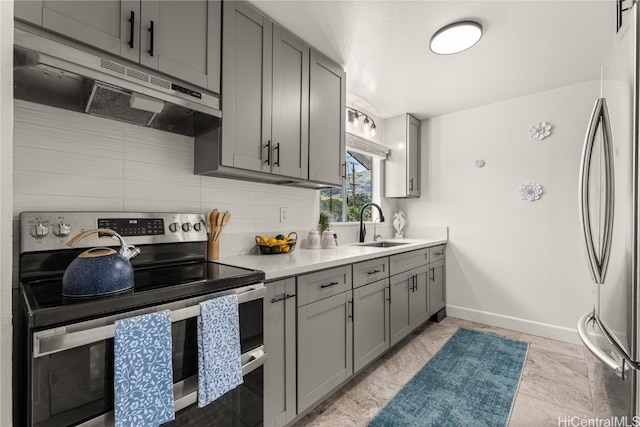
top-left (474, 159), bottom-right (485, 168)
top-left (529, 122), bottom-right (552, 140)
top-left (519, 182), bottom-right (543, 201)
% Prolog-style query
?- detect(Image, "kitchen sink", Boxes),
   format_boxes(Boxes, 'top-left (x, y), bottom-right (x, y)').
top-left (358, 241), bottom-right (411, 248)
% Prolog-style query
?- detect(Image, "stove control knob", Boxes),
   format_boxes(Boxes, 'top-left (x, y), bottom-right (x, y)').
top-left (193, 222), bottom-right (203, 232)
top-left (169, 222), bottom-right (180, 233)
top-left (182, 222), bottom-right (192, 232)
top-left (53, 223), bottom-right (71, 237)
top-left (30, 222), bottom-right (49, 238)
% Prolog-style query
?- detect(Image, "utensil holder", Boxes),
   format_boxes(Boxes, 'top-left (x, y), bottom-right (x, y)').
top-left (207, 240), bottom-right (219, 261)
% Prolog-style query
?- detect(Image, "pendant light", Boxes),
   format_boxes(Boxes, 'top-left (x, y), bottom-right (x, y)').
top-left (430, 21), bottom-right (483, 55)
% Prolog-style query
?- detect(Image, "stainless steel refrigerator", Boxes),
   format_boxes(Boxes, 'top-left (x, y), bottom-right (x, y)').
top-left (577, 0), bottom-right (639, 419)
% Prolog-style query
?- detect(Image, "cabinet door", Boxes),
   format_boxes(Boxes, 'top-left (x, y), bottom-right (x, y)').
top-left (407, 114), bottom-right (421, 197)
top-left (221, 1), bottom-right (272, 172)
top-left (353, 279), bottom-right (389, 373)
top-left (40, 0), bottom-right (133, 58)
top-left (308, 48), bottom-right (346, 186)
top-left (410, 265), bottom-right (429, 326)
top-left (389, 270), bottom-right (412, 346)
top-left (297, 291), bottom-right (352, 412)
top-left (429, 259), bottom-right (446, 316)
top-left (139, 0), bottom-right (217, 90)
top-left (271, 25), bottom-right (309, 179)
top-left (264, 278), bottom-right (297, 427)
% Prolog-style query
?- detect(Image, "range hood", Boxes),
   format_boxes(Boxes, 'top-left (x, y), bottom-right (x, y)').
top-left (14, 28), bottom-right (221, 137)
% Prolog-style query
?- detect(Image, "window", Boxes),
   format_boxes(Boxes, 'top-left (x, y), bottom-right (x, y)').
top-left (320, 151), bottom-right (373, 223)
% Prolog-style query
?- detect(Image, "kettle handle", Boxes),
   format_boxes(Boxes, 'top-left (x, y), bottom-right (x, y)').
top-left (67, 228), bottom-right (122, 248)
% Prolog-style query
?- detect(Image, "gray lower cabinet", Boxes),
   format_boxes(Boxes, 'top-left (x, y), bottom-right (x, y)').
top-left (297, 290), bottom-right (353, 413)
top-left (264, 278), bottom-right (297, 426)
top-left (389, 264), bottom-right (429, 346)
top-left (429, 259), bottom-right (446, 316)
top-left (353, 278), bottom-right (390, 373)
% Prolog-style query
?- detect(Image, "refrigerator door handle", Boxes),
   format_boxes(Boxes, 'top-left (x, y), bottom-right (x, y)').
top-left (578, 98), bottom-right (615, 284)
top-left (578, 310), bottom-right (638, 378)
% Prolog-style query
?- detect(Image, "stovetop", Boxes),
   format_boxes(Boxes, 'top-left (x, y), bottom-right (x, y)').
top-left (18, 211), bottom-right (266, 329)
top-left (20, 260), bottom-right (264, 329)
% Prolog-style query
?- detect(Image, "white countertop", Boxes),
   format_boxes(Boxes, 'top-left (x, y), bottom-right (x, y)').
top-left (217, 238), bottom-right (447, 281)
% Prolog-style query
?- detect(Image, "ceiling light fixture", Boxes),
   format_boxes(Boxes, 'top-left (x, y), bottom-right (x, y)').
top-left (430, 20), bottom-right (483, 55)
top-left (347, 107), bottom-right (376, 137)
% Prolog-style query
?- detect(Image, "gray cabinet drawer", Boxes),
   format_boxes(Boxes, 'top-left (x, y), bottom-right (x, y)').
top-left (390, 248), bottom-right (429, 276)
top-left (297, 265), bottom-right (352, 306)
top-left (353, 257), bottom-right (389, 288)
top-left (430, 245), bottom-right (445, 262)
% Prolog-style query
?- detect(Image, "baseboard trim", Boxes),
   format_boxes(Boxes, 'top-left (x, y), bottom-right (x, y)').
top-left (446, 305), bottom-right (581, 344)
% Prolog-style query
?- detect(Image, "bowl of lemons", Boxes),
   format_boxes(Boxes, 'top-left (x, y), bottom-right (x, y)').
top-left (255, 232), bottom-right (297, 254)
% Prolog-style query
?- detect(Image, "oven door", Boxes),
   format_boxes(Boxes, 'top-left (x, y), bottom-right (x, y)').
top-left (28, 284), bottom-right (266, 427)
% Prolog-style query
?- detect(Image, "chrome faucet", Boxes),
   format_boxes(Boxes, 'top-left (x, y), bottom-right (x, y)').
top-left (373, 217), bottom-right (382, 241)
top-left (359, 203), bottom-right (385, 242)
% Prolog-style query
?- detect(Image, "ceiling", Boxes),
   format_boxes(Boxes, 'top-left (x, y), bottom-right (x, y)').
top-left (248, 1), bottom-right (616, 119)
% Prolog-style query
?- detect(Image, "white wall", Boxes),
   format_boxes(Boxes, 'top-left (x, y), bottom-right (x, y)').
top-left (0, 2), bottom-right (13, 425)
top-left (401, 80), bottom-right (602, 343)
top-left (13, 101), bottom-right (320, 260)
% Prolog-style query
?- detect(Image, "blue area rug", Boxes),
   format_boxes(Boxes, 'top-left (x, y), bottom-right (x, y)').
top-left (369, 327), bottom-right (529, 427)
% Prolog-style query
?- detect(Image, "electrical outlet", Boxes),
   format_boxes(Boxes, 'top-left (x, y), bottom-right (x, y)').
top-left (280, 207), bottom-right (288, 223)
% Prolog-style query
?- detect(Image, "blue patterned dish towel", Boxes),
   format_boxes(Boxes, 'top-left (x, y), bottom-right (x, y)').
top-left (197, 295), bottom-right (244, 407)
top-left (114, 310), bottom-right (175, 427)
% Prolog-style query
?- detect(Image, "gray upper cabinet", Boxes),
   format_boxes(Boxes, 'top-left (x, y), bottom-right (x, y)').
top-left (220, 1), bottom-right (272, 173)
top-left (271, 25), bottom-right (309, 179)
top-left (264, 278), bottom-right (297, 427)
top-left (308, 48), bottom-right (346, 187)
top-left (384, 113), bottom-right (421, 198)
top-left (218, 1), bottom-right (308, 179)
top-left (138, 1), bottom-right (220, 92)
top-left (14, 0), bottom-right (221, 92)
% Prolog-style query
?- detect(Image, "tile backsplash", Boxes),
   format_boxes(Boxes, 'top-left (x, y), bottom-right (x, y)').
top-left (13, 101), bottom-right (320, 257)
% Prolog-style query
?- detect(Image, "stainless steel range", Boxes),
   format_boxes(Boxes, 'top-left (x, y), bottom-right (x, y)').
top-left (14, 211), bottom-right (266, 427)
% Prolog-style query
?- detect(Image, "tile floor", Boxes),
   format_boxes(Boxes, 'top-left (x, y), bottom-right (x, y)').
top-left (294, 316), bottom-right (611, 426)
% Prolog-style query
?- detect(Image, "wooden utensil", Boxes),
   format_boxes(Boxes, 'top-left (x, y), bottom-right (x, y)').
top-left (208, 210), bottom-right (219, 241)
top-left (214, 211), bottom-right (230, 242)
top-left (213, 210), bottom-right (224, 241)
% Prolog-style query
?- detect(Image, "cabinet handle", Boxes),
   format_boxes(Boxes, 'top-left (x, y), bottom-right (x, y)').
top-left (386, 287), bottom-right (391, 303)
top-left (367, 269), bottom-right (381, 275)
top-left (264, 140), bottom-right (271, 165)
top-left (147, 21), bottom-right (155, 57)
top-left (410, 275), bottom-right (415, 292)
top-left (430, 267), bottom-right (435, 282)
top-left (271, 293), bottom-right (295, 304)
top-left (409, 178), bottom-right (414, 192)
top-left (128, 11), bottom-right (135, 49)
top-left (321, 281), bottom-right (340, 289)
top-left (273, 142), bottom-right (280, 167)
top-left (342, 162), bottom-right (347, 179)
top-left (348, 300), bottom-right (354, 321)
top-left (434, 251), bottom-right (443, 256)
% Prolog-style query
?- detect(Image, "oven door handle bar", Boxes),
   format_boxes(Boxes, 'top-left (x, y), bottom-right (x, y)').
top-left (33, 284), bottom-right (266, 358)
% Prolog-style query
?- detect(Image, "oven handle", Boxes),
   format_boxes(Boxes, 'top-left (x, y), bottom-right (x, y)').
top-left (33, 283), bottom-right (266, 358)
